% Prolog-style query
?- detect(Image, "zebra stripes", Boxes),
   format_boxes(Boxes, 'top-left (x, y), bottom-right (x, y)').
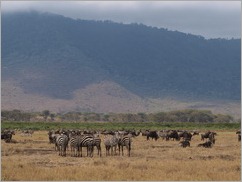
top-left (48, 130), bottom-right (134, 157)
top-left (93, 136), bottom-right (102, 157)
top-left (56, 134), bottom-right (69, 156)
top-left (104, 135), bottom-right (119, 156)
top-left (118, 135), bottom-right (132, 157)
top-left (69, 135), bottom-right (81, 157)
top-left (79, 135), bottom-right (95, 157)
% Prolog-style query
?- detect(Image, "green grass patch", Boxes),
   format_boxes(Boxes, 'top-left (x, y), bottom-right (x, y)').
top-left (1, 121), bottom-right (240, 131)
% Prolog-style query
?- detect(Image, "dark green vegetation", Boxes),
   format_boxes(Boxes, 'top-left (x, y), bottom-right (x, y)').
top-left (1, 109), bottom-right (240, 131)
top-left (2, 11), bottom-right (240, 101)
top-left (1, 121), bottom-right (240, 131)
top-left (2, 109), bottom-right (238, 123)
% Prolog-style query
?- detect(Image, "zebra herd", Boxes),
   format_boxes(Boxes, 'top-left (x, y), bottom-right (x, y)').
top-left (47, 128), bottom-right (229, 157)
top-left (2, 128), bottom-right (240, 157)
top-left (48, 129), bottom-right (133, 157)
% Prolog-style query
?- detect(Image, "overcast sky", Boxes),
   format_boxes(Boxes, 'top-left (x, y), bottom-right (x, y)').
top-left (2, 1), bottom-right (241, 39)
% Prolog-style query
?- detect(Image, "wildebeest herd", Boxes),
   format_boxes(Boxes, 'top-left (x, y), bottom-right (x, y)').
top-left (2, 128), bottom-right (241, 157)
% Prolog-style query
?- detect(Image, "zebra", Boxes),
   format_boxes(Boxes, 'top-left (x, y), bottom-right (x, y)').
top-left (79, 135), bottom-right (95, 157)
top-left (93, 135), bottom-right (102, 157)
top-left (104, 135), bottom-right (119, 156)
top-left (56, 134), bottom-right (69, 156)
top-left (118, 134), bottom-right (132, 157)
top-left (69, 134), bottom-right (81, 157)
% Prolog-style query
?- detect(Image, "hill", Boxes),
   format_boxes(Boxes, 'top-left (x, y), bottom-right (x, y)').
top-left (1, 11), bottom-right (241, 117)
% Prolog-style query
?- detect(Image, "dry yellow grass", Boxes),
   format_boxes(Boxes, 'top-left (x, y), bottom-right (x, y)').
top-left (1, 130), bottom-right (241, 181)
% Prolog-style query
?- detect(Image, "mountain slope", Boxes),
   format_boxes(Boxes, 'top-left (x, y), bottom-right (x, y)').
top-left (1, 11), bottom-right (241, 116)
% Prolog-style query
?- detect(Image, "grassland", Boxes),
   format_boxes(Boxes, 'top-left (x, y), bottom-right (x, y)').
top-left (1, 121), bottom-right (240, 131)
top-left (1, 129), bottom-right (241, 181)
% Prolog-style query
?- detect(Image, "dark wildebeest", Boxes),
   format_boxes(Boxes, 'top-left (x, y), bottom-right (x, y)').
top-left (208, 132), bottom-right (216, 144)
top-left (179, 131), bottom-right (193, 141)
top-left (1, 130), bottom-right (15, 142)
top-left (147, 131), bottom-right (159, 141)
top-left (179, 140), bottom-right (190, 148)
top-left (166, 130), bottom-right (180, 141)
top-left (236, 130), bottom-right (241, 142)
top-left (201, 131), bottom-right (217, 141)
top-left (197, 141), bottom-right (213, 148)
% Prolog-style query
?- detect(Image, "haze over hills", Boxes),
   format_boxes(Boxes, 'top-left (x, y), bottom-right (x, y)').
top-left (1, 11), bottom-right (241, 117)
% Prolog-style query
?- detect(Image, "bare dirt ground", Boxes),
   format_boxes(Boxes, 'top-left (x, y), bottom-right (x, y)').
top-left (1, 130), bottom-right (241, 181)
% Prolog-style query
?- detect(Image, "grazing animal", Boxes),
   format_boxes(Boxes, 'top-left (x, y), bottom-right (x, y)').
top-left (48, 130), bottom-right (58, 144)
top-left (208, 132), bottom-right (216, 144)
top-left (179, 140), bottom-right (190, 148)
top-left (179, 131), bottom-right (193, 141)
top-left (141, 130), bottom-right (150, 136)
top-left (104, 135), bottom-right (119, 156)
top-left (128, 129), bottom-right (141, 137)
top-left (166, 130), bottom-right (180, 141)
top-left (118, 135), bottom-right (132, 157)
top-left (197, 141), bottom-right (213, 148)
top-left (201, 131), bottom-right (216, 141)
top-left (93, 135), bottom-right (102, 157)
top-left (55, 134), bottom-right (69, 156)
top-left (79, 135), bottom-right (95, 157)
top-left (1, 130), bottom-right (15, 142)
top-left (146, 131), bottom-right (159, 141)
top-left (238, 134), bottom-right (241, 142)
top-left (69, 135), bottom-right (81, 157)
top-left (236, 130), bottom-right (241, 142)
top-left (157, 130), bottom-right (168, 140)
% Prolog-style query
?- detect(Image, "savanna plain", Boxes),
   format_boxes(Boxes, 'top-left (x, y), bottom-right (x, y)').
top-left (1, 129), bottom-right (241, 181)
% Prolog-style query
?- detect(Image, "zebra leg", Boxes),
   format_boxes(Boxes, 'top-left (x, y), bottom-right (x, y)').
top-left (99, 145), bottom-right (102, 157)
top-left (118, 144), bottom-right (121, 156)
top-left (77, 146), bottom-right (80, 157)
top-left (114, 145), bottom-right (117, 155)
top-left (122, 145), bottom-right (124, 156)
top-left (59, 146), bottom-right (61, 156)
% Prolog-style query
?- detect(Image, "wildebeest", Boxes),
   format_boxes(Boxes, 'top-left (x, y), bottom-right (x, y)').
top-left (179, 140), bottom-right (190, 148)
top-left (208, 132), bottom-right (216, 144)
top-left (179, 131), bottom-right (193, 141)
top-left (201, 131), bottom-right (217, 141)
top-left (146, 130), bottom-right (159, 141)
top-left (166, 130), bottom-right (180, 141)
top-left (1, 130), bottom-right (15, 142)
top-left (197, 141), bottom-right (213, 148)
top-left (236, 130), bottom-right (241, 142)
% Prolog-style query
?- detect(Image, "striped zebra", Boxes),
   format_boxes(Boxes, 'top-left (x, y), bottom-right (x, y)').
top-left (93, 135), bottom-right (102, 157)
top-left (104, 135), bottom-right (119, 156)
top-left (56, 134), bottom-right (69, 156)
top-left (118, 135), bottom-right (132, 157)
top-left (69, 135), bottom-right (81, 157)
top-left (79, 135), bottom-right (95, 157)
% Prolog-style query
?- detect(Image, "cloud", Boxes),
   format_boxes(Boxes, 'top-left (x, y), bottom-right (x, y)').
top-left (2, 1), bottom-right (241, 39)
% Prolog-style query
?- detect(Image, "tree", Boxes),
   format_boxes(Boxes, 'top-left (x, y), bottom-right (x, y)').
top-left (42, 110), bottom-right (50, 121)
top-left (50, 113), bottom-right (55, 121)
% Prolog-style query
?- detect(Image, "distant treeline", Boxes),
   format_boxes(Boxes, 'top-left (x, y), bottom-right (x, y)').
top-left (1, 109), bottom-right (239, 123)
